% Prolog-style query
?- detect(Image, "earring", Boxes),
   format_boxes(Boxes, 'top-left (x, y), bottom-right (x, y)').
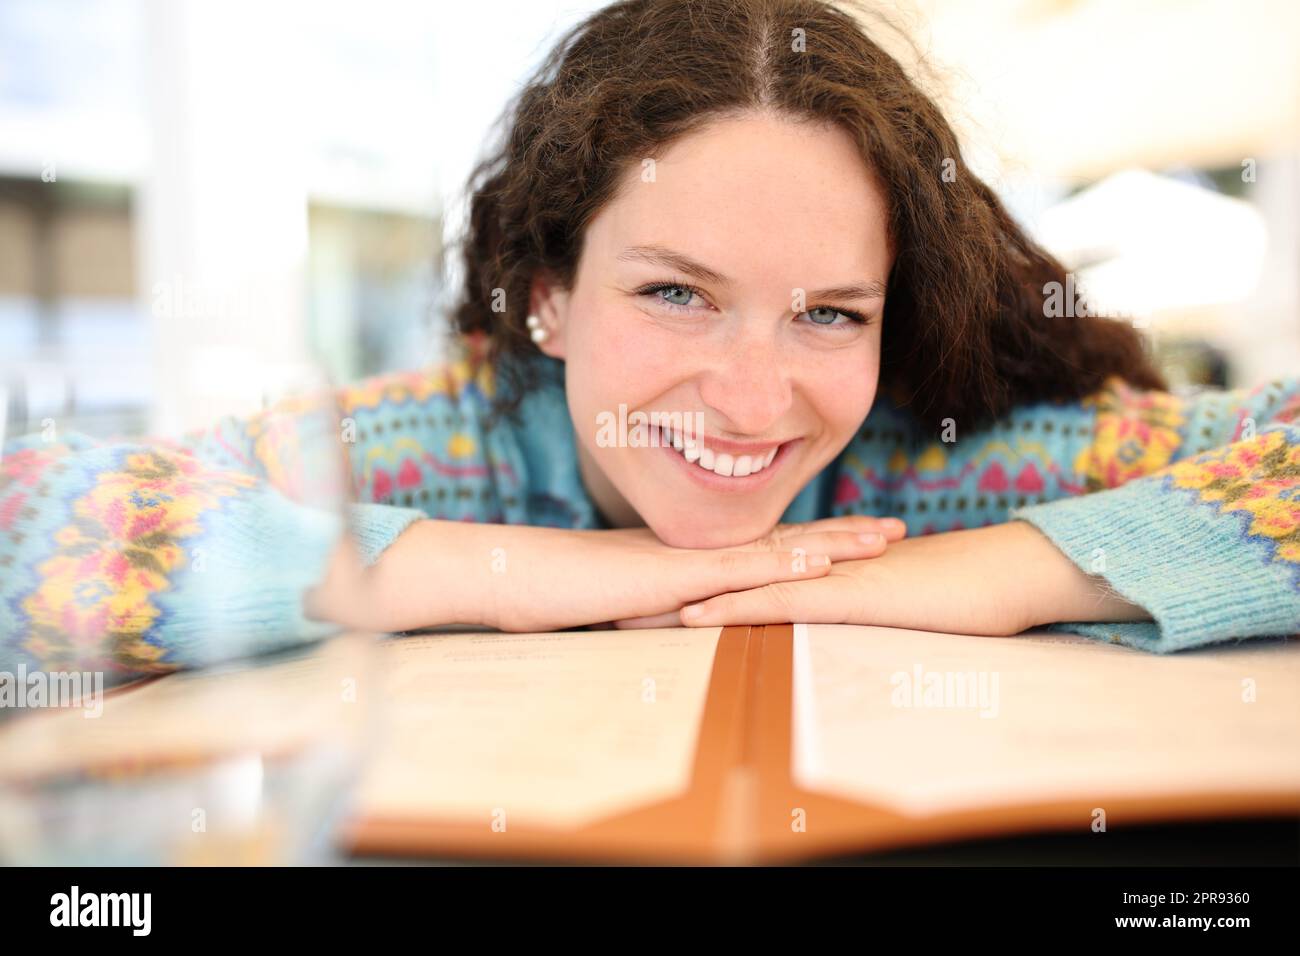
top-left (526, 314), bottom-right (549, 344)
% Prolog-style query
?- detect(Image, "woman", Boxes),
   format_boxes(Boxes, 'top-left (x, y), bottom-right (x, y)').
top-left (2, 0), bottom-right (1296, 683)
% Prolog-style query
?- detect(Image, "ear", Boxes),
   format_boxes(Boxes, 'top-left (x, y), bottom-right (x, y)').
top-left (528, 271), bottom-right (570, 360)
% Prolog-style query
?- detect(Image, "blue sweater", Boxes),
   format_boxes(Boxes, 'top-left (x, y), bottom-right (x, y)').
top-left (2, 342), bottom-right (1298, 681)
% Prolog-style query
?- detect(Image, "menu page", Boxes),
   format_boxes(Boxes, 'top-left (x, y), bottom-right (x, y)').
top-left (792, 623), bottom-right (1300, 817)
top-left (352, 627), bottom-right (723, 829)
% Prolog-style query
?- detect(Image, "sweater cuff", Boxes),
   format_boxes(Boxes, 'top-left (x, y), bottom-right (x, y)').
top-left (1011, 477), bottom-right (1300, 653)
top-left (346, 503), bottom-right (426, 567)
top-left (155, 490), bottom-right (345, 671)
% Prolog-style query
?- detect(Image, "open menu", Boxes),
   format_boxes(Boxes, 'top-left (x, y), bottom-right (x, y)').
top-left (2, 625), bottom-right (1296, 863)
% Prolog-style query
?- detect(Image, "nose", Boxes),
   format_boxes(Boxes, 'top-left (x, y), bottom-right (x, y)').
top-left (696, 326), bottom-right (793, 436)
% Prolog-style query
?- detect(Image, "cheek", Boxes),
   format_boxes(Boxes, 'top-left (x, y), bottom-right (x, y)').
top-left (569, 302), bottom-right (683, 403)
top-left (802, 342), bottom-right (880, 437)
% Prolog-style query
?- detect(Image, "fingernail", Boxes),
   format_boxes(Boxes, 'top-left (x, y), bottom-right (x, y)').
top-left (810, 553), bottom-right (831, 567)
top-left (682, 604), bottom-right (705, 621)
top-left (858, 532), bottom-right (883, 544)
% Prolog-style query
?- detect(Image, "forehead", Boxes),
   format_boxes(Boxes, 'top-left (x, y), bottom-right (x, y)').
top-left (584, 111), bottom-right (892, 288)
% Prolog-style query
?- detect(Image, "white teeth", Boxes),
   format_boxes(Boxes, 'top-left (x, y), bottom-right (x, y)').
top-left (659, 427), bottom-right (783, 479)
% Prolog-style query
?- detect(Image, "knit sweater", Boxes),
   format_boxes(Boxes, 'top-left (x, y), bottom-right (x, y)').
top-left (2, 340), bottom-right (1298, 683)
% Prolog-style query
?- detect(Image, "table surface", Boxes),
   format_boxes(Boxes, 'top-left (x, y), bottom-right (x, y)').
top-left (343, 817), bottom-right (1300, 866)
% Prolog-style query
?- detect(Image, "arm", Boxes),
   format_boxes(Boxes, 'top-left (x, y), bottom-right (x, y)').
top-left (0, 344), bottom-right (502, 682)
top-left (305, 515), bottom-right (904, 635)
top-left (1, 344), bottom-right (903, 682)
top-left (0, 434), bottom-right (343, 682)
top-left (680, 377), bottom-right (1300, 652)
top-left (1011, 377), bottom-right (1300, 650)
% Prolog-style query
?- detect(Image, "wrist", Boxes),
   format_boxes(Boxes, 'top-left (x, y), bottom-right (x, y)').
top-left (371, 518), bottom-right (489, 630)
top-left (1011, 520), bottom-right (1147, 627)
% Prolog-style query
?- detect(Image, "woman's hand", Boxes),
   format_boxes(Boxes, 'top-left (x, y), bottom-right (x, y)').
top-left (605, 515), bottom-right (907, 628)
top-left (307, 514), bottom-right (906, 634)
top-left (672, 520), bottom-right (1150, 635)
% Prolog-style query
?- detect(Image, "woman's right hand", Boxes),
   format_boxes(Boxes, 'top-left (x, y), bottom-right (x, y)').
top-left (306, 515), bottom-right (905, 634)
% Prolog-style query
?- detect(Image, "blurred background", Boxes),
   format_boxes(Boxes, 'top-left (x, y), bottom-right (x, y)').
top-left (0, 0), bottom-right (1297, 441)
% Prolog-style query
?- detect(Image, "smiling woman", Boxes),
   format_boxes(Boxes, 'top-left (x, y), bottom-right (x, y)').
top-left (528, 112), bottom-right (891, 548)
top-left (1, 0), bottom-right (1298, 683)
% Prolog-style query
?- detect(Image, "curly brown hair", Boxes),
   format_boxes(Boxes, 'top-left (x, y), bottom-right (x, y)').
top-left (451, 0), bottom-right (1164, 431)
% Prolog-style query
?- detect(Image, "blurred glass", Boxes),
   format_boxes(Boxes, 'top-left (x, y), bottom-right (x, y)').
top-left (0, 359), bottom-right (379, 865)
top-left (0, 634), bottom-right (380, 865)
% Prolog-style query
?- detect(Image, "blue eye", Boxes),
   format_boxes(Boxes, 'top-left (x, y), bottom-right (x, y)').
top-left (635, 280), bottom-right (870, 329)
top-left (801, 306), bottom-right (866, 329)
top-left (654, 285), bottom-right (697, 307)
top-left (634, 282), bottom-right (708, 312)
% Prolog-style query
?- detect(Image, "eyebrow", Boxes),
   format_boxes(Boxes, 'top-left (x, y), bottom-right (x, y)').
top-left (617, 244), bottom-right (886, 300)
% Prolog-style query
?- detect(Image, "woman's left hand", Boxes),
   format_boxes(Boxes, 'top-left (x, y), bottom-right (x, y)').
top-left (658, 520), bottom-right (1150, 635)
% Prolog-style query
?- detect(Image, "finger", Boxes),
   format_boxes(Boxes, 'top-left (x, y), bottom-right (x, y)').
top-left (771, 530), bottom-right (888, 562)
top-left (875, 516), bottom-right (908, 541)
top-left (766, 515), bottom-right (906, 545)
top-left (683, 548), bottom-right (832, 602)
top-left (680, 576), bottom-right (853, 627)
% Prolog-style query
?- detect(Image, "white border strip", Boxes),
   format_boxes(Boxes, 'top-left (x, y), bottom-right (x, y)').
top-left (789, 622), bottom-right (824, 788)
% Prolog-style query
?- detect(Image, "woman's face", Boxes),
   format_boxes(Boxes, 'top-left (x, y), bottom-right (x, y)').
top-left (532, 110), bottom-right (893, 548)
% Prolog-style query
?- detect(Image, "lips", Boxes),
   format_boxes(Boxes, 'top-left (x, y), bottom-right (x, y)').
top-left (661, 426), bottom-right (781, 478)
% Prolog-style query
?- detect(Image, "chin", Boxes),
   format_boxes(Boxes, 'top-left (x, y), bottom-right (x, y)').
top-left (645, 512), bottom-right (778, 550)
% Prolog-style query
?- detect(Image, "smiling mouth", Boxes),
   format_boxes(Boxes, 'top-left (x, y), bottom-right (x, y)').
top-left (660, 425), bottom-right (781, 478)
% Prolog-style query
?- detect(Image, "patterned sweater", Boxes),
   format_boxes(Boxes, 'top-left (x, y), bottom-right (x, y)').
top-left (2, 341), bottom-right (1298, 684)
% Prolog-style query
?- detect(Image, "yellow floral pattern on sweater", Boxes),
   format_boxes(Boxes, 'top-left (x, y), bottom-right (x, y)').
top-left (1075, 379), bottom-right (1188, 490)
top-left (20, 448), bottom-right (255, 673)
top-left (1167, 429), bottom-right (1300, 566)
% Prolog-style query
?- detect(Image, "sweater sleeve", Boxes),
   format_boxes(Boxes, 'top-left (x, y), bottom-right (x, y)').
top-left (1009, 377), bottom-right (1300, 652)
top-left (0, 342), bottom-right (513, 684)
top-left (0, 433), bottom-right (343, 684)
top-left (828, 377), bottom-right (1300, 652)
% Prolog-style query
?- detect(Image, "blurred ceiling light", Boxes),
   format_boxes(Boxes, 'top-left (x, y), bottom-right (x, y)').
top-left (1035, 169), bottom-right (1268, 325)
